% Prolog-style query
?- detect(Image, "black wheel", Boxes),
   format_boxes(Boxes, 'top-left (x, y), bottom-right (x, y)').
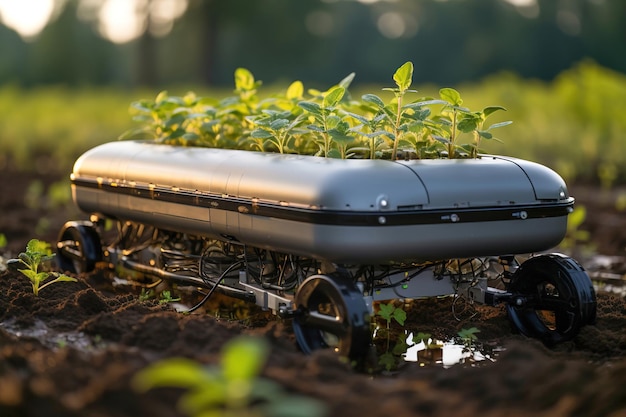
top-left (56, 220), bottom-right (103, 273)
top-left (506, 253), bottom-right (596, 345)
top-left (293, 274), bottom-right (371, 360)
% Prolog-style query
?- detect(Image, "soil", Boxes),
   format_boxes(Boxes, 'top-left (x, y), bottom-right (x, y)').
top-left (1, 166), bottom-right (626, 417)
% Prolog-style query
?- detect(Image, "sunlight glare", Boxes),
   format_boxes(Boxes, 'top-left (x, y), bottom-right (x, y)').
top-left (96, 0), bottom-right (188, 43)
top-left (98, 0), bottom-right (146, 44)
top-left (148, 0), bottom-right (188, 37)
top-left (0, 0), bottom-right (55, 40)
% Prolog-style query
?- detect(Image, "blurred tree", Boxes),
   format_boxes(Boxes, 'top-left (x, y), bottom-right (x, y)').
top-left (26, 2), bottom-right (123, 86)
top-left (0, 0), bottom-right (623, 87)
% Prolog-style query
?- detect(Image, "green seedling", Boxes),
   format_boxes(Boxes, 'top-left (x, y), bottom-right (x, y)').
top-left (457, 327), bottom-right (481, 351)
top-left (122, 63), bottom-right (509, 161)
top-left (11, 239), bottom-right (77, 296)
top-left (0, 233), bottom-right (7, 249)
top-left (434, 88), bottom-right (511, 158)
top-left (299, 84), bottom-right (348, 158)
top-left (457, 106), bottom-right (510, 158)
top-left (139, 288), bottom-right (154, 302)
top-left (412, 331), bottom-right (432, 345)
top-left (358, 62), bottom-right (446, 160)
top-left (159, 290), bottom-right (181, 304)
top-left (375, 302), bottom-right (407, 371)
top-left (133, 335), bottom-right (326, 417)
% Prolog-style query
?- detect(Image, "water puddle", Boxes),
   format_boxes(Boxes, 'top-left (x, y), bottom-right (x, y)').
top-left (0, 318), bottom-right (105, 352)
top-left (403, 332), bottom-right (500, 368)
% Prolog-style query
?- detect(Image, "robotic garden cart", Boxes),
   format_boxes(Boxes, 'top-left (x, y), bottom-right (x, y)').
top-left (57, 141), bottom-right (597, 359)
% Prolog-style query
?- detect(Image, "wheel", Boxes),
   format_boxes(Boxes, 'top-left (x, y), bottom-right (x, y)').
top-left (505, 253), bottom-right (596, 345)
top-left (56, 220), bottom-right (103, 273)
top-left (293, 274), bottom-right (371, 360)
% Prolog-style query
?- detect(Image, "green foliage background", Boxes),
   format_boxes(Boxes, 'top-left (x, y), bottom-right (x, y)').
top-left (2, 60), bottom-right (624, 185)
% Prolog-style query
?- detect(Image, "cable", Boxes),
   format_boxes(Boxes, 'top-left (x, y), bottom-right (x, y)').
top-left (186, 260), bottom-right (245, 313)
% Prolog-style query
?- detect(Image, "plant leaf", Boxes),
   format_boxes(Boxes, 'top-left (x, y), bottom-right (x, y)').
top-left (439, 87), bottom-right (463, 106)
top-left (377, 303), bottom-right (395, 321)
top-left (234, 68), bottom-right (255, 91)
top-left (482, 106), bottom-right (507, 117)
top-left (393, 61), bottom-right (414, 92)
top-left (251, 128), bottom-right (274, 139)
top-left (323, 86), bottom-right (345, 108)
top-left (269, 119), bottom-right (290, 130)
top-left (298, 101), bottom-right (322, 116)
top-left (412, 332), bottom-right (432, 344)
top-left (478, 130), bottom-right (493, 139)
top-left (286, 81), bottom-right (304, 100)
top-left (486, 120), bottom-right (513, 130)
top-left (27, 239), bottom-right (51, 256)
top-left (392, 308), bottom-right (407, 326)
top-left (338, 72), bottom-right (356, 89)
top-left (457, 118), bottom-right (480, 133)
top-left (222, 336), bottom-right (270, 381)
top-left (378, 352), bottom-right (396, 371)
top-left (361, 94), bottom-right (386, 109)
top-left (132, 358), bottom-right (216, 392)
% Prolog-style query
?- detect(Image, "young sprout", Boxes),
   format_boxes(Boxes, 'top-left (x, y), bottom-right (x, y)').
top-left (11, 239), bottom-right (77, 296)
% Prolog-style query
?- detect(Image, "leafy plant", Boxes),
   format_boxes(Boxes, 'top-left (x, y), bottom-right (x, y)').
top-left (412, 331), bottom-right (432, 345)
top-left (355, 62), bottom-right (446, 160)
top-left (434, 88), bottom-right (511, 158)
top-left (133, 335), bottom-right (326, 417)
top-left (11, 239), bottom-right (77, 296)
top-left (121, 62), bottom-right (510, 161)
top-left (298, 84), bottom-right (348, 157)
top-left (457, 327), bottom-right (481, 351)
top-left (246, 109), bottom-right (306, 154)
top-left (139, 288), bottom-right (154, 302)
top-left (159, 290), bottom-right (181, 304)
top-left (375, 302), bottom-right (408, 371)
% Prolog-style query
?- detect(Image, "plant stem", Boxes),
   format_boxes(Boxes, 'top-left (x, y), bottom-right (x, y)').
top-left (449, 109), bottom-right (457, 158)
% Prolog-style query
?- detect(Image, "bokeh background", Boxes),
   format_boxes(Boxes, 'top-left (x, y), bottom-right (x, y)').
top-left (0, 0), bottom-right (625, 185)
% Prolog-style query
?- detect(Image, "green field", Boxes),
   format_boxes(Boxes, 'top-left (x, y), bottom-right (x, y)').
top-left (1, 60), bottom-right (624, 186)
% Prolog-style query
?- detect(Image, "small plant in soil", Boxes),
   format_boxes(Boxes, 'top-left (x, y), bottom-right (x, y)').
top-left (159, 290), bottom-right (181, 304)
top-left (10, 238), bottom-right (77, 296)
top-left (457, 327), bottom-right (481, 353)
top-left (133, 335), bottom-right (326, 417)
top-left (375, 302), bottom-right (408, 371)
top-left (138, 288), bottom-right (154, 302)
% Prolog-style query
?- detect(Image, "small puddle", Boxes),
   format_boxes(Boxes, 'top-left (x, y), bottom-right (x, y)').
top-left (403, 332), bottom-right (500, 368)
top-left (0, 318), bottom-right (104, 352)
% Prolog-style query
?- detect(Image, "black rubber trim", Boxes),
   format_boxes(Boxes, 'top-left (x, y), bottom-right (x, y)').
top-left (72, 177), bottom-right (574, 227)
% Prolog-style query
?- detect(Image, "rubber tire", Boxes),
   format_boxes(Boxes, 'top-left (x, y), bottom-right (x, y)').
top-left (506, 253), bottom-right (596, 345)
top-left (293, 274), bottom-right (371, 360)
top-left (56, 220), bottom-right (103, 273)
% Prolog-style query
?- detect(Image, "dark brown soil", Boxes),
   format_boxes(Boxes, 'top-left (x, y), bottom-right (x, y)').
top-left (2, 167), bottom-right (626, 417)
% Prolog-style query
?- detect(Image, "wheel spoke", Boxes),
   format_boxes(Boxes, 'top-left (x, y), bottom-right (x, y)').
top-left (301, 310), bottom-right (348, 337)
top-left (535, 293), bottom-right (573, 312)
top-left (58, 242), bottom-right (84, 261)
